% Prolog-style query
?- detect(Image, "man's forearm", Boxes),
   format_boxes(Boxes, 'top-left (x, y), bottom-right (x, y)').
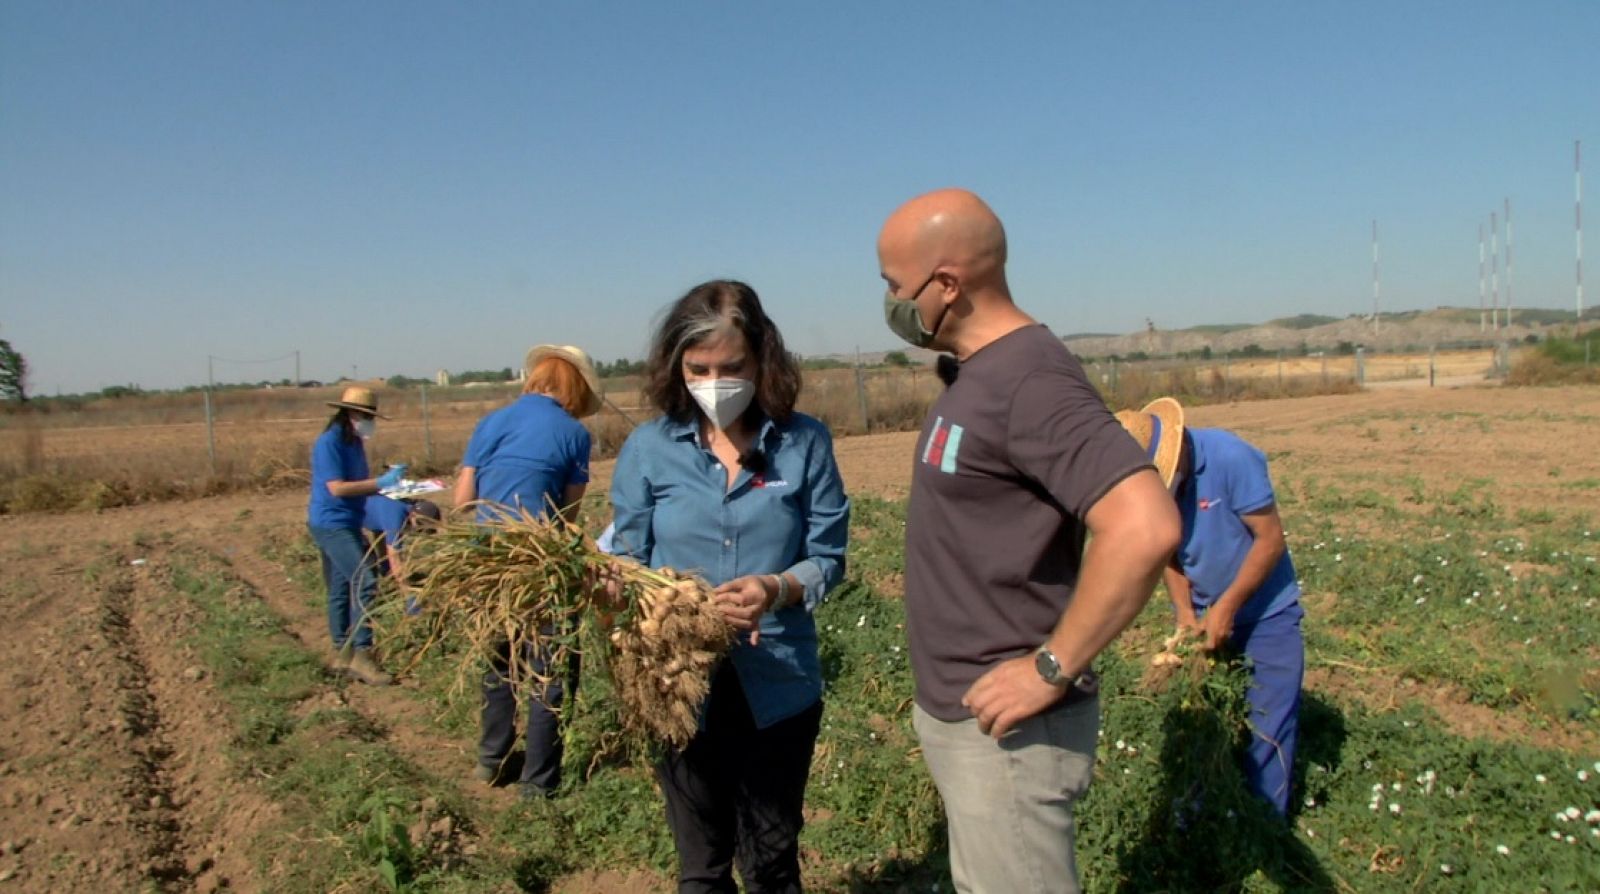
top-left (1045, 533), bottom-right (1169, 677)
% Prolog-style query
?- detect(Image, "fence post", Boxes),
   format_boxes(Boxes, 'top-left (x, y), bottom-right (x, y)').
top-left (853, 347), bottom-right (870, 434)
top-left (1429, 347), bottom-right (1436, 387)
top-left (1321, 353), bottom-right (1328, 387)
top-left (1277, 349), bottom-right (1284, 392)
top-left (1355, 348), bottom-right (1366, 386)
top-left (421, 383), bottom-right (434, 463)
top-left (203, 389), bottom-right (217, 476)
top-left (1222, 352), bottom-right (1231, 398)
top-left (1110, 357), bottom-right (1119, 403)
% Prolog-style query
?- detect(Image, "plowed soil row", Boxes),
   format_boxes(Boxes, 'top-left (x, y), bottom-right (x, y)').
top-left (0, 541), bottom-right (276, 891)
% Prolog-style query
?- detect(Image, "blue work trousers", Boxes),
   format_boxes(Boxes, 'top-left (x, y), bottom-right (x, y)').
top-left (1225, 602), bottom-right (1305, 817)
top-left (309, 525), bottom-right (379, 651)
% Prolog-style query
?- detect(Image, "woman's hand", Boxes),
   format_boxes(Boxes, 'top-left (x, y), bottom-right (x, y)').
top-left (713, 575), bottom-right (776, 645)
top-left (587, 560), bottom-right (627, 608)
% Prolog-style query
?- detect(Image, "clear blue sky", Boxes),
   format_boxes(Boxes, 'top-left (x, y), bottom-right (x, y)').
top-left (3, 1), bottom-right (1595, 394)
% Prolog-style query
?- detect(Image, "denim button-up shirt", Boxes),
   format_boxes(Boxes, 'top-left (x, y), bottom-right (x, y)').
top-left (609, 411), bottom-right (850, 728)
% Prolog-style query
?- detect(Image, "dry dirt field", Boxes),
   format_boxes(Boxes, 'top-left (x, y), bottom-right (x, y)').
top-left (1, 381), bottom-right (1595, 891)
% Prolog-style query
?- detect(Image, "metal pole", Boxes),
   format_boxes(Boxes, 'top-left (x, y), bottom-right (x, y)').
top-left (1110, 356), bottom-right (1118, 401)
top-left (1277, 349), bottom-right (1284, 391)
top-left (1355, 347), bottom-right (1365, 386)
top-left (204, 388), bottom-right (217, 476)
top-left (205, 355), bottom-right (217, 475)
top-left (1579, 139), bottom-right (1585, 326)
top-left (853, 347), bottom-right (870, 434)
top-left (1478, 223), bottom-right (1487, 332)
top-left (1505, 198), bottom-right (1514, 328)
top-left (294, 350), bottom-right (301, 387)
top-left (1490, 211), bottom-right (1500, 330)
top-left (1429, 347), bottom-right (1436, 387)
top-left (421, 383), bottom-right (434, 463)
top-left (1372, 220), bottom-right (1380, 335)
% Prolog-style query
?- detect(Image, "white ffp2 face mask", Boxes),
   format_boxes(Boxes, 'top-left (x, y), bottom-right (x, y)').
top-left (687, 378), bottom-right (755, 431)
top-left (353, 417), bottom-right (377, 440)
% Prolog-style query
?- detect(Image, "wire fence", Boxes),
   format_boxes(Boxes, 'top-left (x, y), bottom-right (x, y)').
top-left (0, 342), bottom-right (1529, 514)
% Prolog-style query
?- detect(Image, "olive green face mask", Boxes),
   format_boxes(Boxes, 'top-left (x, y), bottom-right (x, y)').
top-left (883, 270), bottom-right (945, 349)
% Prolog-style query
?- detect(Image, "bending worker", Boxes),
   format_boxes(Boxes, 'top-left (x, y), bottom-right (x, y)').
top-left (1116, 396), bottom-right (1305, 817)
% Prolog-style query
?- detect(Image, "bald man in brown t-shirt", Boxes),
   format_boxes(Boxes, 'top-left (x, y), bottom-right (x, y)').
top-left (877, 189), bottom-right (1180, 893)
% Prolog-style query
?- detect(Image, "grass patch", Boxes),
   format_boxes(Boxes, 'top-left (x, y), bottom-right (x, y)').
top-left (165, 546), bottom-right (489, 891)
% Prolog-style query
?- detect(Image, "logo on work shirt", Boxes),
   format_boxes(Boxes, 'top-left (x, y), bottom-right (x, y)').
top-left (1199, 497), bottom-right (1221, 511)
top-left (751, 476), bottom-right (789, 489)
top-left (921, 416), bottom-right (965, 474)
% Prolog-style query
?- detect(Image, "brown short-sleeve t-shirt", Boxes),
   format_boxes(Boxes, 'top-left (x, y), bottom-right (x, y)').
top-left (904, 324), bottom-right (1152, 721)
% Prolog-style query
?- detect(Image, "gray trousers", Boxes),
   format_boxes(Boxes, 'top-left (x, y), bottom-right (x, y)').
top-left (913, 695), bottom-right (1099, 894)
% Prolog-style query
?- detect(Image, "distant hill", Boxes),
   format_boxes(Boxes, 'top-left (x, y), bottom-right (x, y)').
top-left (823, 306), bottom-right (1590, 367)
top-left (1060, 306), bottom-right (1589, 360)
top-left (1266, 314), bottom-right (1340, 330)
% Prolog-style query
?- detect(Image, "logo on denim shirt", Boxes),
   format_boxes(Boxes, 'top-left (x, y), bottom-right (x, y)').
top-left (752, 476), bottom-right (789, 489)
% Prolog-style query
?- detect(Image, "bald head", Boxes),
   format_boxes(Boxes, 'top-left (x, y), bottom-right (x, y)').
top-left (878, 189), bottom-right (1032, 358)
top-left (877, 188), bottom-right (1008, 280)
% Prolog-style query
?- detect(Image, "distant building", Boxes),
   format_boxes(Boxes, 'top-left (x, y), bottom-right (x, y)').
top-left (435, 369), bottom-right (451, 387)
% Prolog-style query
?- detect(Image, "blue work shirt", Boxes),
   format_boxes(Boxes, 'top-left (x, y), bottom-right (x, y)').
top-left (461, 394), bottom-right (592, 522)
top-left (609, 412), bottom-right (850, 729)
top-left (363, 495), bottom-right (412, 547)
top-left (308, 426), bottom-right (370, 529)
top-left (1178, 428), bottom-right (1300, 627)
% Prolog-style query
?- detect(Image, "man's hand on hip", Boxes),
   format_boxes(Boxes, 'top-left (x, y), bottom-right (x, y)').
top-left (961, 656), bottom-right (1067, 739)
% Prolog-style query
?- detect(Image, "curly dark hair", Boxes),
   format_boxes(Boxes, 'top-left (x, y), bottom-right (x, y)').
top-left (643, 280), bottom-right (801, 426)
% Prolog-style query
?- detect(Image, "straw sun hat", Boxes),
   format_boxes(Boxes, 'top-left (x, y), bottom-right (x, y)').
top-left (1113, 397), bottom-right (1186, 488)
top-left (525, 344), bottom-right (603, 418)
top-left (326, 386), bottom-right (390, 419)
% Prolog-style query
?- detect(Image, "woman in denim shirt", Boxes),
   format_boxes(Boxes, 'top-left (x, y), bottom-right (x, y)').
top-left (610, 280), bottom-right (850, 893)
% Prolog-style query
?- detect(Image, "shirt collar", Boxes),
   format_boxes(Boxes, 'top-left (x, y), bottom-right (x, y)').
top-left (1186, 429), bottom-right (1206, 475)
top-left (664, 413), bottom-right (782, 449)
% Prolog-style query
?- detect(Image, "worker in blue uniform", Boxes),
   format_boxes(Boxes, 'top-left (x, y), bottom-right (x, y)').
top-left (1117, 397), bottom-right (1305, 817)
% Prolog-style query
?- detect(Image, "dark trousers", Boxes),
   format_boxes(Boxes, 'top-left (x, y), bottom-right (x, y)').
top-left (479, 637), bottom-right (578, 792)
top-left (656, 662), bottom-right (823, 894)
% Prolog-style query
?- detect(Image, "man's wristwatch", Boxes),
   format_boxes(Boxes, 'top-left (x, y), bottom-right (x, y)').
top-left (1034, 646), bottom-right (1070, 687)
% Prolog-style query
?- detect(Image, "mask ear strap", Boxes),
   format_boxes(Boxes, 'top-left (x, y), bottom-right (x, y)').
top-left (925, 274), bottom-right (954, 338)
